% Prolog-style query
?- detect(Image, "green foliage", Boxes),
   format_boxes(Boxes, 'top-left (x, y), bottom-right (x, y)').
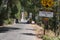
top-left (0, 0), bottom-right (2, 5)
top-left (10, 5), bottom-right (18, 18)
top-left (43, 35), bottom-right (52, 40)
top-left (43, 35), bottom-right (60, 40)
top-left (20, 0), bottom-right (40, 12)
top-left (20, 0), bottom-right (42, 21)
top-left (4, 18), bottom-right (13, 24)
top-left (0, 0), bottom-right (22, 25)
top-left (15, 1), bottom-right (21, 19)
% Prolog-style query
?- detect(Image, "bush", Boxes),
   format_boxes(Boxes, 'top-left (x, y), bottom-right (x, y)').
top-left (43, 35), bottom-right (53, 40)
top-left (43, 35), bottom-right (60, 40)
top-left (4, 18), bottom-right (13, 25)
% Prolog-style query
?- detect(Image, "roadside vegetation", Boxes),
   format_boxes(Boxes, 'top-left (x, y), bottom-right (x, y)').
top-left (0, 0), bottom-right (60, 40)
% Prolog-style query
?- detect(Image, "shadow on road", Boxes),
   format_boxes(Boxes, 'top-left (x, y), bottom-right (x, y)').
top-left (0, 27), bottom-right (21, 33)
top-left (25, 29), bottom-right (36, 31)
top-left (21, 33), bottom-right (36, 36)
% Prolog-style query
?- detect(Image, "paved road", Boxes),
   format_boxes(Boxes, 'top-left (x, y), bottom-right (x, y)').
top-left (0, 24), bottom-right (42, 40)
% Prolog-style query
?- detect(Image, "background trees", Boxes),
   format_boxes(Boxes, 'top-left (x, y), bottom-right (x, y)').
top-left (0, 0), bottom-right (60, 36)
top-left (0, 0), bottom-right (21, 25)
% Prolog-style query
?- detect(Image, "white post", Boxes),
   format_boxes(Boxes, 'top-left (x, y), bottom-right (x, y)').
top-left (21, 12), bottom-right (24, 22)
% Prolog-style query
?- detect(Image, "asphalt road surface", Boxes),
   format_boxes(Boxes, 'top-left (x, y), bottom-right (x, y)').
top-left (0, 24), bottom-right (42, 40)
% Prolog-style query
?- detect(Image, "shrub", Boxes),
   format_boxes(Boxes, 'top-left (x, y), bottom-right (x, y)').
top-left (4, 18), bottom-right (13, 25)
top-left (43, 35), bottom-right (60, 40)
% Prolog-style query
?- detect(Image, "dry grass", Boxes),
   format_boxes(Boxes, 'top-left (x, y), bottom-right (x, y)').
top-left (45, 30), bottom-right (55, 37)
top-left (32, 24), bottom-right (55, 38)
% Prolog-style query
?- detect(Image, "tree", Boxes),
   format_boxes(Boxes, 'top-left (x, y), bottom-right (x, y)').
top-left (0, 0), bottom-right (21, 25)
top-left (20, 0), bottom-right (41, 21)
